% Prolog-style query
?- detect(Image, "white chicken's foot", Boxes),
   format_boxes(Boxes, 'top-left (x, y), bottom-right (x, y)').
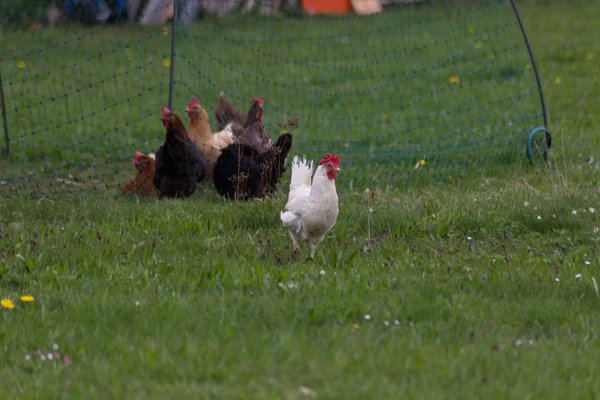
top-left (310, 236), bottom-right (325, 259)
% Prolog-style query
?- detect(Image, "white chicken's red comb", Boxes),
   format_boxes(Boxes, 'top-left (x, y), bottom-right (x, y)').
top-left (318, 153), bottom-right (341, 168)
top-left (161, 107), bottom-right (170, 118)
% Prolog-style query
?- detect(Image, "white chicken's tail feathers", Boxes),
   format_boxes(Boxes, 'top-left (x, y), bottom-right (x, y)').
top-left (290, 155), bottom-right (313, 188)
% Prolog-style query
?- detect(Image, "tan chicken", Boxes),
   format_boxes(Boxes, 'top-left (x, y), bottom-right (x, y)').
top-left (185, 97), bottom-right (234, 179)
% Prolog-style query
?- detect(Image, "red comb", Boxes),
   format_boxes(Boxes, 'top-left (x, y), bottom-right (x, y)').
top-left (250, 98), bottom-right (265, 107)
top-left (318, 153), bottom-right (340, 168)
top-left (161, 107), bottom-right (170, 118)
top-left (187, 97), bottom-right (200, 108)
top-left (133, 151), bottom-right (145, 168)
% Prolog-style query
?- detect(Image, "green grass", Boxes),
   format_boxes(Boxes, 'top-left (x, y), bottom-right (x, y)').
top-left (2, 1), bottom-right (600, 398)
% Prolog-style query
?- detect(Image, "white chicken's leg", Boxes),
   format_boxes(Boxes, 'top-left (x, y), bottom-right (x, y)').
top-left (310, 235), bottom-right (326, 259)
top-left (288, 230), bottom-right (301, 254)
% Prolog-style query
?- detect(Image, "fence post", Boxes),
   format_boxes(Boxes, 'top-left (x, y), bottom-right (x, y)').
top-left (167, 0), bottom-right (178, 110)
top-left (509, 0), bottom-right (550, 154)
top-left (0, 66), bottom-right (9, 157)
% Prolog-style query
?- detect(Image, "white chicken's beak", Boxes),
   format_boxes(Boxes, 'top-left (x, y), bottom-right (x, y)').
top-left (335, 167), bottom-right (341, 172)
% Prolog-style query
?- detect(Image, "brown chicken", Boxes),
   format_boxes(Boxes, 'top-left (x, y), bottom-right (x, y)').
top-left (214, 91), bottom-right (247, 132)
top-left (121, 151), bottom-right (158, 197)
top-left (185, 97), bottom-right (234, 179)
top-left (232, 98), bottom-right (273, 153)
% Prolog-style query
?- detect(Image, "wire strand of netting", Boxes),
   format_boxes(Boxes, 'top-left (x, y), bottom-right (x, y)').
top-left (0, 0), bottom-right (544, 196)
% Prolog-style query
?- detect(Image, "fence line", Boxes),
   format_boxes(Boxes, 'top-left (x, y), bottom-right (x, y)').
top-left (168, 0), bottom-right (179, 110)
top-left (0, 65), bottom-right (9, 156)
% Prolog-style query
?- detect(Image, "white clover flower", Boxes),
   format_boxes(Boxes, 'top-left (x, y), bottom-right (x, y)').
top-left (384, 321), bottom-right (389, 326)
top-left (393, 320), bottom-right (400, 326)
top-left (320, 270), bottom-right (326, 276)
top-left (364, 314), bottom-right (371, 321)
top-left (537, 216), bottom-right (542, 220)
top-left (467, 236), bottom-right (473, 241)
top-left (555, 277), bottom-right (560, 282)
top-left (585, 261), bottom-right (591, 265)
top-left (594, 227), bottom-right (599, 234)
top-left (47, 353), bottom-right (54, 360)
top-left (572, 210), bottom-right (577, 215)
top-left (24, 354), bottom-right (31, 361)
top-left (52, 344), bottom-right (59, 351)
top-left (524, 201), bottom-right (529, 207)
top-left (576, 273), bottom-right (582, 279)
top-left (590, 207), bottom-right (596, 213)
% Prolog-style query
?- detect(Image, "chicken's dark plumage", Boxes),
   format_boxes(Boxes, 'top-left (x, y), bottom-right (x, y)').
top-left (153, 107), bottom-right (207, 198)
top-left (214, 91), bottom-right (247, 132)
top-left (232, 98), bottom-right (273, 152)
top-left (213, 133), bottom-right (292, 200)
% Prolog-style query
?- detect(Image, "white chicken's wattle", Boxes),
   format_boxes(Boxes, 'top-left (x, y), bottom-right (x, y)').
top-left (280, 154), bottom-right (340, 259)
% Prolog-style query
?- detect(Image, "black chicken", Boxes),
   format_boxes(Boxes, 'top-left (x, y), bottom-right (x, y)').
top-left (213, 133), bottom-right (293, 200)
top-left (153, 107), bottom-right (207, 198)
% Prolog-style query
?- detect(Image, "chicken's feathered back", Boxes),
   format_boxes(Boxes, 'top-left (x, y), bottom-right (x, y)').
top-left (213, 133), bottom-right (293, 200)
top-left (214, 91), bottom-right (247, 132)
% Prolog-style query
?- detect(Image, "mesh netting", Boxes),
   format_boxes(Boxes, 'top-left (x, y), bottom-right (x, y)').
top-left (0, 0), bottom-right (545, 196)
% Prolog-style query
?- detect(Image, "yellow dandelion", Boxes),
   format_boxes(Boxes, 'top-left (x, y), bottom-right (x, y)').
top-left (467, 25), bottom-right (474, 33)
top-left (163, 28), bottom-right (170, 36)
top-left (449, 75), bottom-right (460, 84)
top-left (17, 61), bottom-right (26, 69)
top-left (474, 42), bottom-right (482, 50)
top-left (555, 76), bottom-right (561, 84)
top-left (352, 323), bottom-right (359, 329)
top-left (163, 59), bottom-right (171, 68)
top-left (1, 299), bottom-right (15, 309)
top-left (588, 54), bottom-right (593, 61)
top-left (420, 159), bottom-right (425, 166)
top-left (20, 295), bottom-right (34, 303)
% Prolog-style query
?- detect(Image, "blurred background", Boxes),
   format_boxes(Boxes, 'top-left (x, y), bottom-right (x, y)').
top-left (0, 0), bottom-right (562, 195)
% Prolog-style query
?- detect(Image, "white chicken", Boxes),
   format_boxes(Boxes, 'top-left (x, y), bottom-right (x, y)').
top-left (280, 153), bottom-right (341, 259)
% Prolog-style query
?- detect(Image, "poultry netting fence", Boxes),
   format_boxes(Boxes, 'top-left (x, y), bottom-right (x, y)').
top-left (0, 0), bottom-right (549, 197)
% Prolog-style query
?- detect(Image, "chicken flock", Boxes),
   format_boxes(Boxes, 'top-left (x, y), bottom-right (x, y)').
top-left (121, 92), bottom-right (340, 258)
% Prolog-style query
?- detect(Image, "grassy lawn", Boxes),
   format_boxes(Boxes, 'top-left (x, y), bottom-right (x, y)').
top-left (2, 1), bottom-right (600, 398)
